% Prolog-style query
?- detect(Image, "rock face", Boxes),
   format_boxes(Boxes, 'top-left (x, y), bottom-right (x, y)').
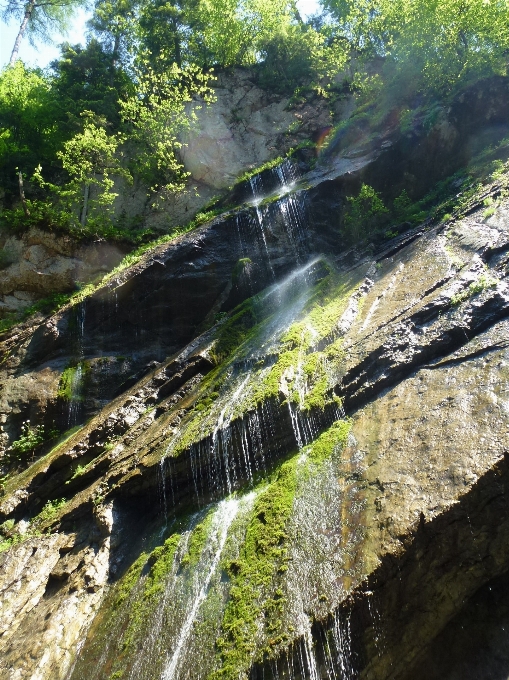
top-left (180, 69), bottom-right (332, 189)
top-left (0, 229), bottom-right (128, 317)
top-left (0, 69), bottom-right (331, 316)
top-left (1, 78), bottom-right (509, 680)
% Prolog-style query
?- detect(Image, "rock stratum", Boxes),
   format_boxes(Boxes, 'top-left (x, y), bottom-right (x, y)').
top-left (1, 77), bottom-right (509, 680)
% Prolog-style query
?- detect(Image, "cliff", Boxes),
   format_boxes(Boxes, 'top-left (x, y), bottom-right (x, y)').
top-left (1, 75), bottom-right (509, 680)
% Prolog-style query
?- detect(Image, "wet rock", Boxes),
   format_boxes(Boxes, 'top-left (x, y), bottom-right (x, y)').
top-left (2, 81), bottom-right (509, 680)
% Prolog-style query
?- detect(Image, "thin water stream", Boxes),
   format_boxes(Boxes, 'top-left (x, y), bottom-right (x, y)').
top-left (161, 497), bottom-right (242, 680)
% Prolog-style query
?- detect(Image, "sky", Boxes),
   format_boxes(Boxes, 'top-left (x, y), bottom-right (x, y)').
top-left (0, 0), bottom-right (321, 70)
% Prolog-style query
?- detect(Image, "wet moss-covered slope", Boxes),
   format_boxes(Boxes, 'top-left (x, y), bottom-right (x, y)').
top-left (3, 85), bottom-right (509, 679)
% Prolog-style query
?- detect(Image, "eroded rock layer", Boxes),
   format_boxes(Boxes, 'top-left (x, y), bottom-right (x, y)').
top-left (2, 85), bottom-right (509, 680)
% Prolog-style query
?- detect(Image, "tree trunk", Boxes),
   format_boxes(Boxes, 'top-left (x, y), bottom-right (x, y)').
top-left (80, 184), bottom-right (90, 228)
top-left (172, 17), bottom-right (182, 68)
top-left (9, 0), bottom-right (36, 66)
top-left (112, 32), bottom-right (121, 69)
top-left (18, 171), bottom-right (30, 217)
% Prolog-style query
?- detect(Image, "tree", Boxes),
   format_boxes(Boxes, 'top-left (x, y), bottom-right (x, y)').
top-left (133, 0), bottom-right (307, 71)
top-left (119, 60), bottom-right (214, 195)
top-left (2, 0), bottom-right (88, 66)
top-left (322, 0), bottom-right (509, 97)
top-left (50, 40), bottom-right (133, 131)
top-left (0, 61), bottom-right (61, 202)
top-left (32, 112), bottom-right (131, 232)
top-left (87, 0), bottom-right (138, 65)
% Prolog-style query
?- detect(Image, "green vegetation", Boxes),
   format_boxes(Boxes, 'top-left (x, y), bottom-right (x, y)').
top-left (106, 533), bottom-right (181, 671)
top-left (68, 461), bottom-right (93, 481)
top-left (58, 363), bottom-right (84, 402)
top-left (0, 0), bottom-right (507, 349)
top-left (111, 552), bottom-right (149, 611)
top-left (181, 510), bottom-right (214, 568)
top-left (170, 267), bottom-right (360, 458)
top-left (9, 421), bottom-right (59, 461)
top-left (0, 291), bottom-right (71, 334)
top-left (343, 184), bottom-right (389, 243)
top-left (10, 422), bottom-right (46, 457)
top-left (210, 298), bottom-right (261, 365)
top-left (34, 498), bottom-right (67, 525)
top-left (304, 418), bottom-right (352, 466)
top-left (232, 258), bottom-right (252, 283)
top-left (0, 204), bottom-right (227, 337)
top-left (212, 458), bottom-right (298, 679)
top-left (0, 498), bottom-right (66, 553)
top-left (2, 0), bottom-right (87, 66)
top-left (451, 273), bottom-right (498, 306)
top-left (235, 157), bottom-right (284, 187)
top-left (0, 0), bottom-right (507, 248)
top-left (322, 0), bottom-right (509, 107)
top-left (213, 419), bottom-right (352, 678)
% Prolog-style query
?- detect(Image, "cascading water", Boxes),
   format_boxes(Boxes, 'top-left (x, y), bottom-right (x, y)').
top-left (160, 497), bottom-right (242, 680)
top-left (67, 301), bottom-right (86, 428)
top-left (234, 158), bottom-right (308, 279)
top-left (70, 159), bottom-right (368, 680)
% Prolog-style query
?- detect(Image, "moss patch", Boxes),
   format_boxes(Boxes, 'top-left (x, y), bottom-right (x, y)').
top-left (211, 457), bottom-right (299, 680)
top-left (116, 533), bottom-right (181, 660)
top-left (304, 418), bottom-right (352, 467)
top-left (451, 272), bottom-right (498, 306)
top-left (168, 267), bottom-right (362, 461)
top-left (57, 362), bottom-right (89, 402)
top-left (211, 418), bottom-right (352, 678)
top-left (210, 298), bottom-right (261, 365)
top-left (181, 509), bottom-right (215, 568)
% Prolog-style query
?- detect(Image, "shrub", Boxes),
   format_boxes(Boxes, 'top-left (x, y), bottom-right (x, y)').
top-left (11, 422), bottom-right (46, 457)
top-left (343, 184), bottom-right (389, 243)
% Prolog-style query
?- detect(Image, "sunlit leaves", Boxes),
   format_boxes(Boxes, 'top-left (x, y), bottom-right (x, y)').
top-left (324, 0), bottom-right (509, 95)
top-left (119, 60), bottom-right (215, 195)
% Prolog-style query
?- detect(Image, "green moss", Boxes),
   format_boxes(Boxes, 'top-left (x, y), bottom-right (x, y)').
top-left (249, 273), bottom-right (357, 410)
top-left (111, 551), bottom-right (149, 611)
top-left (302, 375), bottom-right (329, 411)
top-left (168, 269), bottom-right (361, 461)
top-left (143, 534), bottom-right (181, 600)
top-left (211, 418), bottom-right (352, 678)
top-left (210, 298), bottom-right (261, 365)
top-left (232, 258), bottom-right (252, 283)
top-left (3, 424), bottom-right (84, 498)
top-left (211, 457), bottom-right (298, 680)
top-left (0, 497), bottom-right (68, 553)
top-left (304, 419), bottom-right (352, 467)
top-left (451, 273), bottom-right (498, 306)
top-left (57, 363), bottom-right (88, 402)
top-left (233, 157), bottom-right (285, 187)
top-left (0, 532), bottom-right (27, 553)
top-left (181, 510), bottom-right (215, 568)
top-left (121, 534), bottom-right (181, 653)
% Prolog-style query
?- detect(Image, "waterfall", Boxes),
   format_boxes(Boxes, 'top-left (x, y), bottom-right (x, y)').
top-left (70, 159), bottom-right (363, 680)
top-left (330, 611), bottom-right (355, 680)
top-left (234, 158), bottom-right (308, 277)
top-left (210, 374), bottom-right (251, 495)
top-left (67, 301), bottom-right (86, 428)
top-left (252, 205), bottom-right (276, 279)
top-left (160, 497), bottom-right (242, 680)
top-left (275, 192), bottom-right (308, 263)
